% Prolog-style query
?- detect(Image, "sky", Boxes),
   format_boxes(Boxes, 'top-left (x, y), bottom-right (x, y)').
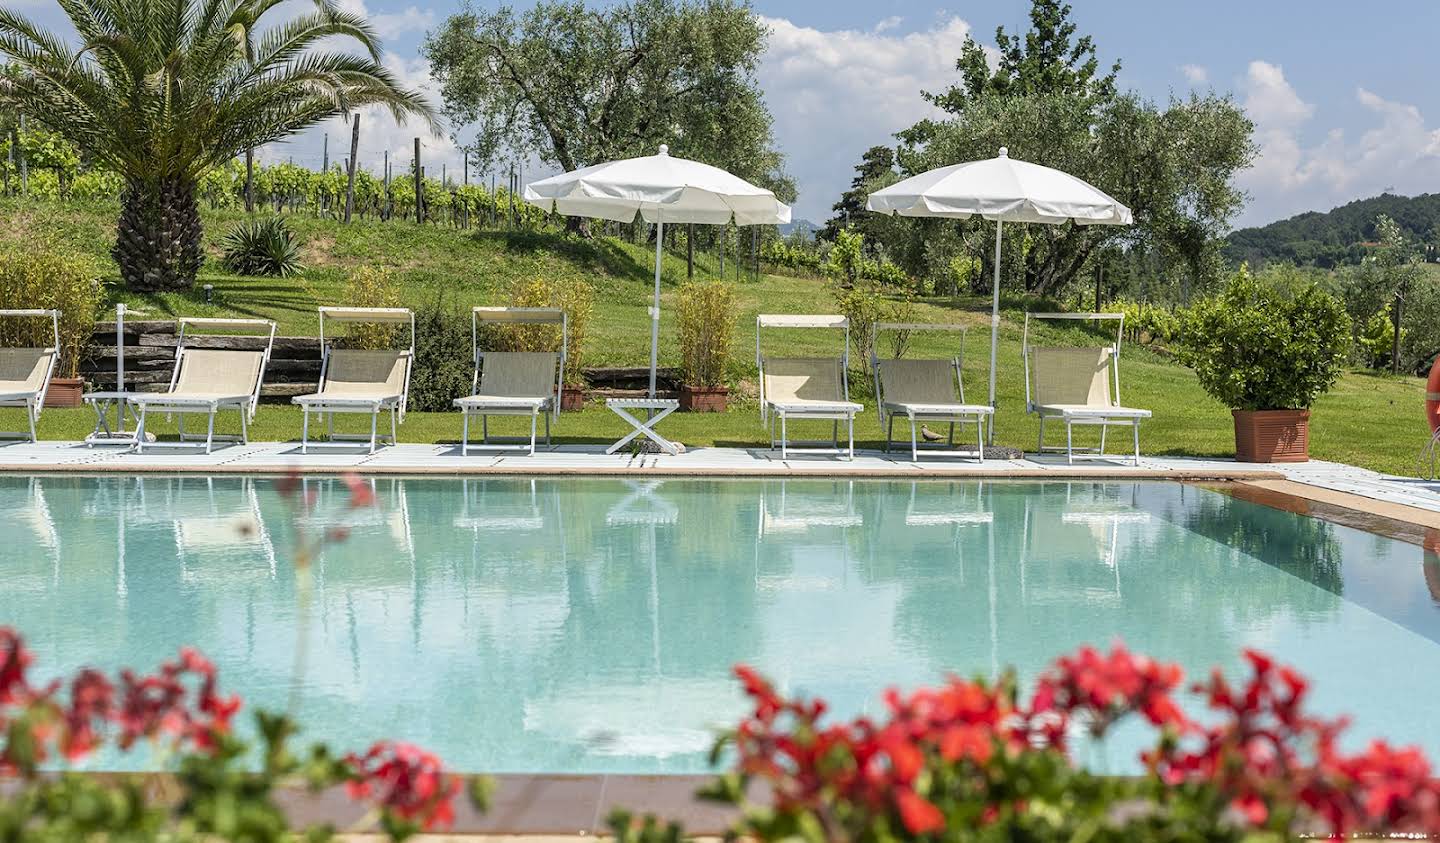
top-left (13, 0), bottom-right (1440, 228)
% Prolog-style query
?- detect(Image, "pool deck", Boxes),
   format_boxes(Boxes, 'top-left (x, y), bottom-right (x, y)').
top-left (5, 439), bottom-right (1440, 526)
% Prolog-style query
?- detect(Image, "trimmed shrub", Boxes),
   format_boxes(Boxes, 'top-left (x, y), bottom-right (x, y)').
top-left (676, 281), bottom-right (735, 388)
top-left (506, 275), bottom-right (593, 386)
top-left (0, 248), bottom-right (104, 377)
top-left (1179, 265), bottom-right (1351, 410)
top-left (340, 266), bottom-right (404, 349)
top-left (408, 297), bottom-right (474, 412)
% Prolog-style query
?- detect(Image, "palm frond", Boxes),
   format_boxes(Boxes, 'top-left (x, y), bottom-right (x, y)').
top-left (0, 0), bottom-right (437, 183)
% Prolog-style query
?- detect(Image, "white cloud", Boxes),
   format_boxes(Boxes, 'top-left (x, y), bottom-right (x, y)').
top-left (1238, 61), bottom-right (1318, 194)
top-left (874, 16), bottom-right (903, 34)
top-left (1242, 61), bottom-right (1313, 129)
top-left (369, 6), bottom-right (436, 40)
top-left (331, 0), bottom-right (434, 40)
top-left (758, 15), bottom-right (984, 221)
top-left (1235, 60), bottom-right (1440, 225)
top-left (259, 52), bottom-right (459, 181)
top-left (1180, 64), bottom-right (1208, 85)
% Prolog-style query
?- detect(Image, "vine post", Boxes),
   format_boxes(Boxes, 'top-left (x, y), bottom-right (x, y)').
top-left (413, 137), bottom-right (422, 223)
top-left (244, 149), bottom-right (254, 213)
top-left (344, 114), bottom-right (359, 223)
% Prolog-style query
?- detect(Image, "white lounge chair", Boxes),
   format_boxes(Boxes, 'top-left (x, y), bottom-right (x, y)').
top-left (872, 322), bottom-right (994, 462)
top-left (292, 307), bottom-right (414, 454)
top-left (130, 318), bottom-right (276, 454)
top-left (1023, 312), bottom-right (1151, 465)
top-left (0, 309), bottom-right (60, 443)
top-left (756, 315), bottom-right (863, 460)
top-left (454, 307), bottom-right (566, 455)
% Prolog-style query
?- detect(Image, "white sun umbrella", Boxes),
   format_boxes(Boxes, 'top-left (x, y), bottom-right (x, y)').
top-left (866, 147), bottom-right (1132, 439)
top-left (525, 145), bottom-right (791, 397)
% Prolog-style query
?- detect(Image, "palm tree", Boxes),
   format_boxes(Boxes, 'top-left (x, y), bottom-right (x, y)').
top-left (0, 0), bottom-right (436, 291)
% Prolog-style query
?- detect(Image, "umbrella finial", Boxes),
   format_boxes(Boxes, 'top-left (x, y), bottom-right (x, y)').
top-left (998, 147), bottom-right (1008, 158)
top-left (658, 144), bottom-right (669, 156)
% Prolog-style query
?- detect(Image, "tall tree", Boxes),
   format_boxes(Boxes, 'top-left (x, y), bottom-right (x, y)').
top-left (1374, 213), bottom-right (1425, 374)
top-left (425, 0), bottom-right (791, 205)
top-left (822, 145), bottom-right (893, 243)
top-left (884, 0), bottom-right (1253, 298)
top-left (901, 0), bottom-right (1119, 148)
top-left (0, 0), bottom-right (435, 291)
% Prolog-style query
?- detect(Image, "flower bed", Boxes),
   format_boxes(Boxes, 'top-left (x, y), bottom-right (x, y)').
top-left (615, 645), bottom-right (1440, 841)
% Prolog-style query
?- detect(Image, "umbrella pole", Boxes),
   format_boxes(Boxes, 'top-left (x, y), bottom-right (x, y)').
top-left (649, 215), bottom-right (663, 399)
top-left (987, 219), bottom-right (1003, 443)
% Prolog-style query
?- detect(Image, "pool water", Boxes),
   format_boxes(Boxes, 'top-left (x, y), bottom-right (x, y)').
top-left (2, 475), bottom-right (1439, 773)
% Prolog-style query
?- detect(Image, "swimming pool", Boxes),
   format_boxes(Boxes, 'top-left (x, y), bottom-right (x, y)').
top-left (2, 475), bottom-right (1438, 773)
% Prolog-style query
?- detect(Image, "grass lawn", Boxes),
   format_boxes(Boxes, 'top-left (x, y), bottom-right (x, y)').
top-left (0, 198), bottom-right (1428, 475)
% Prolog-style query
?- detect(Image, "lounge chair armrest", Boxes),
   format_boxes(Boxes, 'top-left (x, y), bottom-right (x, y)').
top-left (768, 400), bottom-right (862, 414)
top-left (292, 394), bottom-right (401, 409)
top-left (883, 401), bottom-right (993, 417)
top-left (130, 394), bottom-right (251, 407)
top-left (1037, 403), bottom-right (1151, 419)
top-left (454, 395), bottom-right (550, 409)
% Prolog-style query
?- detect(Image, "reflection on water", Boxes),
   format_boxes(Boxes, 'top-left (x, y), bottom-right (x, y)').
top-left (2, 475), bottom-right (1439, 773)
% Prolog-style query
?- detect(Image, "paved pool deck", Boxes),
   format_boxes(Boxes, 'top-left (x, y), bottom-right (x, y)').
top-left (5, 438), bottom-right (1440, 526)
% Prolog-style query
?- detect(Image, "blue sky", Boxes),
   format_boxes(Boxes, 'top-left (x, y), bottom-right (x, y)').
top-left (14, 0), bottom-right (1440, 227)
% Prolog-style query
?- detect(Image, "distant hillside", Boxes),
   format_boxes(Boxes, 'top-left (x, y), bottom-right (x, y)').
top-left (1226, 193), bottom-right (1440, 267)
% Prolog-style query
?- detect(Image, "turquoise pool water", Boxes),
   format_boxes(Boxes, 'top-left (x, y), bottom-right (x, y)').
top-left (2, 475), bottom-right (1439, 773)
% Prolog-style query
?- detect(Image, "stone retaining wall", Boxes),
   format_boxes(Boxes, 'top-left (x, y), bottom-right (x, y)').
top-left (81, 322), bottom-right (683, 402)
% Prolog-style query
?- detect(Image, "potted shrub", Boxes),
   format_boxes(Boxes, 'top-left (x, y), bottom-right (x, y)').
top-left (676, 281), bottom-right (735, 412)
top-left (1179, 266), bottom-right (1351, 462)
top-left (508, 275), bottom-right (593, 410)
top-left (0, 249), bottom-right (103, 408)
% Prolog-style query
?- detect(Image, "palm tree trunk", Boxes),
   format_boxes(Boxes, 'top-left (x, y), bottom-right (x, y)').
top-left (113, 176), bottom-right (204, 291)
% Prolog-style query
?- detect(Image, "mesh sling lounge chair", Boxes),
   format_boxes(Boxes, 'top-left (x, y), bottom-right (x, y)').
top-left (130, 318), bottom-right (277, 454)
top-left (0, 309), bottom-right (60, 444)
top-left (454, 307), bottom-right (567, 456)
top-left (872, 322), bottom-right (994, 463)
top-left (1023, 312), bottom-right (1151, 465)
top-left (756, 315), bottom-right (863, 460)
top-left (292, 307), bottom-right (414, 454)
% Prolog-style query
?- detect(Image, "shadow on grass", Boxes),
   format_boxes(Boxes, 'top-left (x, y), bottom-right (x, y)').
top-left (1346, 368), bottom-right (1424, 384)
top-left (470, 229), bottom-right (652, 283)
top-left (219, 289), bottom-right (317, 322)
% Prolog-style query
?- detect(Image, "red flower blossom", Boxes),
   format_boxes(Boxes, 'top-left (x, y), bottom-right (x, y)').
top-left (0, 628), bottom-right (34, 707)
top-left (1032, 643), bottom-right (1188, 736)
top-left (896, 788), bottom-right (944, 834)
top-left (60, 669), bottom-right (114, 761)
top-left (345, 740), bottom-right (459, 831)
top-left (728, 645), bottom-right (1440, 839)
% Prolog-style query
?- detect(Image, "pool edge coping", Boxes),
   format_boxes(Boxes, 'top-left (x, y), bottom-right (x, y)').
top-left (0, 460), bottom-right (1291, 482)
top-left (1222, 478), bottom-right (1440, 547)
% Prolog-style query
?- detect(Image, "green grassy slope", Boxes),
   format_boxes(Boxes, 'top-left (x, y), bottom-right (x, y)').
top-left (0, 199), bottom-right (1427, 475)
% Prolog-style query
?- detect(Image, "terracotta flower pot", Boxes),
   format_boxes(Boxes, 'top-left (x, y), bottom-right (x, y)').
top-left (44, 377), bottom-right (85, 408)
top-left (1232, 409), bottom-right (1310, 463)
top-left (560, 386), bottom-right (586, 411)
top-left (679, 385), bottom-right (728, 413)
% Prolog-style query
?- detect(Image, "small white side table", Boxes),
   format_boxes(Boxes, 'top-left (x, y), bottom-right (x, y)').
top-left (83, 391), bottom-right (142, 447)
top-left (605, 398), bottom-right (681, 455)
